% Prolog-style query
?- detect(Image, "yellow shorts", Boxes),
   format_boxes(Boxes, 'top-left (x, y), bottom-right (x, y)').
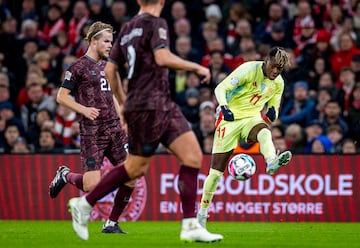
top-left (212, 115), bottom-right (266, 154)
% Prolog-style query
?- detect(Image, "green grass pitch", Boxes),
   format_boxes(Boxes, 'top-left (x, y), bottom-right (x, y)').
top-left (0, 221), bottom-right (359, 248)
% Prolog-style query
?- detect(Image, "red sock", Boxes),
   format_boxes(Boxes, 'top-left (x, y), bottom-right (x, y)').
top-left (65, 172), bottom-right (83, 190)
top-left (86, 165), bottom-right (130, 206)
top-left (109, 185), bottom-right (134, 222)
top-left (178, 165), bottom-right (199, 218)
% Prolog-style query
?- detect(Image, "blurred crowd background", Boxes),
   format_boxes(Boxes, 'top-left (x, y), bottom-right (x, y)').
top-left (0, 0), bottom-right (359, 155)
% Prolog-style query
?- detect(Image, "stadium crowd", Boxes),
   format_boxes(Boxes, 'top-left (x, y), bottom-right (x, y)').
top-left (0, 0), bottom-right (359, 154)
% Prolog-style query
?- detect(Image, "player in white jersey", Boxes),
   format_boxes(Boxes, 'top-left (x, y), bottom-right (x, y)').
top-left (197, 47), bottom-right (292, 229)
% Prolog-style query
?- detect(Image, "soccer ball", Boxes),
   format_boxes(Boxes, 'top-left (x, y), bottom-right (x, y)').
top-left (228, 153), bottom-right (256, 181)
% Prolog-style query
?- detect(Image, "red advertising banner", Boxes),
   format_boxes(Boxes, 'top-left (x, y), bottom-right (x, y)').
top-left (0, 154), bottom-right (359, 222)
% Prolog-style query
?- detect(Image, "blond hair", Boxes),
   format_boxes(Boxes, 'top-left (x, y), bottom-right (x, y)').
top-left (84, 21), bottom-right (113, 44)
top-left (268, 47), bottom-right (290, 67)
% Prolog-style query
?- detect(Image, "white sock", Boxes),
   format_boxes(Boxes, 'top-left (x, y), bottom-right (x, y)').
top-left (182, 217), bottom-right (197, 229)
top-left (105, 220), bottom-right (117, 227)
top-left (78, 196), bottom-right (92, 212)
top-left (198, 208), bottom-right (208, 216)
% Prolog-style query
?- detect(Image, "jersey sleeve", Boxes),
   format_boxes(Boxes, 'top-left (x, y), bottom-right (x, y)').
top-left (61, 64), bottom-right (78, 91)
top-left (214, 63), bottom-right (252, 106)
top-left (267, 76), bottom-right (285, 118)
top-left (150, 18), bottom-right (169, 51)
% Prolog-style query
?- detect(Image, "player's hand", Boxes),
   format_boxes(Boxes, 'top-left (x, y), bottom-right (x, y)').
top-left (195, 66), bottom-right (211, 84)
top-left (221, 105), bottom-right (234, 121)
top-left (83, 107), bottom-right (100, 120)
top-left (263, 106), bottom-right (276, 123)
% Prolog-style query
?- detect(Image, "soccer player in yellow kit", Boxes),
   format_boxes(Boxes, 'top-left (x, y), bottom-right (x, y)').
top-left (197, 47), bottom-right (292, 229)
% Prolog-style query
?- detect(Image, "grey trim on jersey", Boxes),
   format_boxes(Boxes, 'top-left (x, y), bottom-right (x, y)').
top-left (153, 44), bottom-right (167, 51)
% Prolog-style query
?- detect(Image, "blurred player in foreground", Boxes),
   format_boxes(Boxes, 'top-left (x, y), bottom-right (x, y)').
top-left (67, 0), bottom-right (223, 243)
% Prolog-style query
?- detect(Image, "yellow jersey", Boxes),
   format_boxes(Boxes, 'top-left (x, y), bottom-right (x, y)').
top-left (215, 61), bottom-right (284, 120)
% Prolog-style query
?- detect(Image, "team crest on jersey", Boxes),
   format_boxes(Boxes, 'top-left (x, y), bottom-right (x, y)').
top-left (230, 77), bottom-right (239, 86)
top-left (252, 81), bottom-right (257, 87)
top-left (158, 27), bottom-right (167, 40)
top-left (261, 83), bottom-right (266, 92)
top-left (64, 71), bottom-right (72, 80)
top-left (100, 71), bottom-right (105, 76)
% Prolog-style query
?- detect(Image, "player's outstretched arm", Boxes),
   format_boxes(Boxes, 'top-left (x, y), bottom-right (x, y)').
top-left (154, 48), bottom-right (210, 84)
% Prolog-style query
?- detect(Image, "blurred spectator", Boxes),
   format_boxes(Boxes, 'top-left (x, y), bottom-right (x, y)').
top-left (15, 38), bottom-right (40, 85)
top-left (341, 138), bottom-right (358, 154)
top-left (330, 32), bottom-right (360, 78)
top-left (350, 54), bottom-right (360, 81)
top-left (36, 128), bottom-right (64, 153)
top-left (205, 4), bottom-right (225, 38)
top-left (195, 21), bottom-right (218, 57)
top-left (322, 100), bottom-right (349, 137)
top-left (68, 120), bottom-right (80, 149)
top-left (233, 35), bottom-right (260, 67)
top-left (88, 0), bottom-right (109, 22)
top-left (308, 57), bottom-right (331, 98)
top-left (305, 119), bottom-right (324, 146)
top-left (273, 137), bottom-right (288, 153)
top-left (108, 1), bottom-right (130, 38)
top-left (167, 1), bottom-right (187, 43)
top-left (171, 18), bottom-right (192, 51)
top-left (208, 50), bottom-right (231, 86)
top-left (192, 111), bottom-right (216, 152)
top-left (0, 0), bottom-right (11, 23)
top-left (71, 19), bottom-right (92, 58)
top-left (260, 21), bottom-right (295, 49)
top-left (254, 2), bottom-right (287, 42)
top-left (27, 108), bottom-right (53, 145)
top-left (224, 2), bottom-right (251, 50)
top-left (199, 101), bottom-right (215, 121)
top-left (282, 48), bottom-right (310, 102)
top-left (347, 83), bottom-right (360, 144)
top-left (173, 71), bottom-right (200, 106)
top-left (316, 71), bottom-right (339, 99)
top-left (227, 18), bottom-right (252, 56)
top-left (306, 135), bottom-right (333, 154)
top-left (20, 0), bottom-right (39, 23)
top-left (198, 86), bottom-right (214, 103)
top-left (309, 29), bottom-right (334, 64)
top-left (20, 82), bottom-right (56, 132)
top-left (54, 104), bottom-right (76, 146)
top-left (310, 87), bottom-right (333, 122)
top-left (0, 17), bottom-right (18, 73)
top-left (174, 35), bottom-right (200, 63)
top-left (201, 37), bottom-right (234, 70)
top-left (203, 134), bottom-right (214, 154)
top-left (293, 16), bottom-right (317, 58)
top-left (67, 0), bottom-right (89, 46)
top-left (0, 72), bottom-right (12, 103)
top-left (0, 101), bottom-right (25, 135)
top-left (271, 124), bottom-right (285, 139)
top-left (326, 124), bottom-right (344, 153)
top-left (284, 123), bottom-right (306, 154)
top-left (289, 1), bottom-right (312, 40)
top-left (279, 81), bottom-right (315, 128)
top-left (181, 87), bottom-right (200, 124)
top-left (46, 39), bottom-right (65, 86)
top-left (39, 3), bottom-right (66, 43)
top-left (337, 67), bottom-right (356, 117)
top-left (16, 66), bottom-right (48, 108)
top-left (11, 136), bottom-right (33, 154)
top-left (1, 123), bottom-right (21, 153)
